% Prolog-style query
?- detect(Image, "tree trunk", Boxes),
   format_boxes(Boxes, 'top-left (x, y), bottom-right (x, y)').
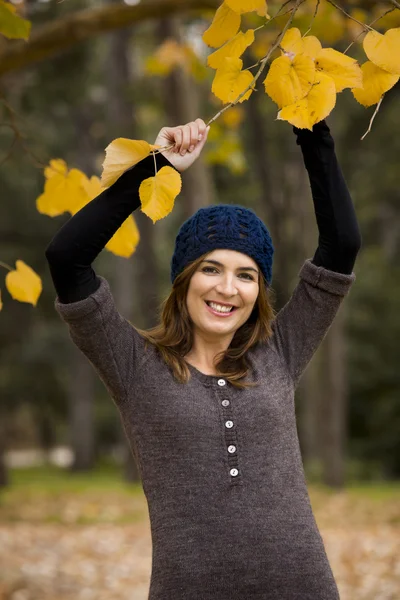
top-left (68, 105), bottom-right (98, 473)
top-left (68, 345), bottom-right (96, 471)
top-left (157, 17), bottom-right (216, 218)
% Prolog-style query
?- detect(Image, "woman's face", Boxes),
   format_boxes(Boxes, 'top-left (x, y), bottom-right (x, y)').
top-left (186, 249), bottom-right (260, 340)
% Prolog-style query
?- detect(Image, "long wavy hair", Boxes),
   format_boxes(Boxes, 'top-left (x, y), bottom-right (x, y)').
top-left (134, 252), bottom-right (276, 389)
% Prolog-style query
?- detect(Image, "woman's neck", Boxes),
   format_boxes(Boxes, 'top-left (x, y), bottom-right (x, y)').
top-left (184, 335), bottom-right (232, 375)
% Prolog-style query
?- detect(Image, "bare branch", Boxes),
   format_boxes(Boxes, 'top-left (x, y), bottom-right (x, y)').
top-left (344, 6), bottom-right (397, 54)
top-left (326, 0), bottom-right (372, 31)
top-left (361, 97), bottom-right (383, 140)
top-left (0, 0), bottom-right (220, 76)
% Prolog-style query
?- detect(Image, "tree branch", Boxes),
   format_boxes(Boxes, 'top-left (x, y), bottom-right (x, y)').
top-left (0, 0), bottom-right (220, 76)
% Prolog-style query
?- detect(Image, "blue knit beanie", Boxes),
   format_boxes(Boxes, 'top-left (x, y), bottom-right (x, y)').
top-left (170, 204), bottom-right (274, 285)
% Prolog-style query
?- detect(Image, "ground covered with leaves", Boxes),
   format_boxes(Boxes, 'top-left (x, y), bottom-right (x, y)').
top-left (0, 468), bottom-right (399, 599)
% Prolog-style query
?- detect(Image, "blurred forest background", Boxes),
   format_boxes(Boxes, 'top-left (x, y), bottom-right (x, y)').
top-left (0, 0), bottom-right (399, 598)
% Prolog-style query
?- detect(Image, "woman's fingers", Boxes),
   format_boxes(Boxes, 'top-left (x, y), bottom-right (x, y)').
top-left (179, 124), bottom-right (192, 155)
top-left (188, 122), bottom-right (199, 153)
top-left (172, 120), bottom-right (208, 154)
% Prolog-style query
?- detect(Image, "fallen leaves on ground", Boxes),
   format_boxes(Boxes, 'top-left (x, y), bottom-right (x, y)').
top-left (0, 488), bottom-right (398, 599)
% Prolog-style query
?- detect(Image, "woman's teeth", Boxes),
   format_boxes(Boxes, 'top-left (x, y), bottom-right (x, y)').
top-left (207, 301), bottom-right (234, 313)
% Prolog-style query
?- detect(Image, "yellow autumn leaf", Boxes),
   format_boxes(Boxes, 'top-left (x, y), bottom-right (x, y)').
top-left (139, 166), bottom-right (182, 223)
top-left (44, 159), bottom-right (68, 180)
top-left (202, 2), bottom-right (241, 48)
top-left (280, 27), bottom-right (304, 55)
top-left (101, 139), bottom-right (158, 188)
top-left (278, 71), bottom-right (336, 130)
top-left (212, 57), bottom-right (255, 104)
top-left (316, 48), bottom-right (363, 92)
top-left (302, 36), bottom-right (322, 60)
top-left (207, 29), bottom-right (255, 70)
top-left (225, 0), bottom-right (269, 17)
top-left (352, 61), bottom-right (399, 107)
top-left (36, 167), bottom-right (88, 217)
top-left (0, 0), bottom-right (31, 40)
top-left (264, 54), bottom-right (315, 109)
top-left (5, 260), bottom-right (42, 306)
top-left (363, 28), bottom-right (400, 76)
top-left (105, 215), bottom-right (140, 258)
top-left (280, 28), bottom-right (321, 59)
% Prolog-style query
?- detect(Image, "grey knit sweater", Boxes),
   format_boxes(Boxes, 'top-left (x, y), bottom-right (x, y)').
top-left (54, 258), bottom-right (355, 599)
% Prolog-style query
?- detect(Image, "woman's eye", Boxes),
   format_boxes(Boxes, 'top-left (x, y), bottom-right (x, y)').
top-left (240, 273), bottom-right (254, 281)
top-left (201, 267), bottom-right (254, 280)
top-left (202, 266), bottom-right (217, 273)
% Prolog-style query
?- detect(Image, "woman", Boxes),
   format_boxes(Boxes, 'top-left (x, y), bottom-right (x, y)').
top-left (46, 117), bottom-right (361, 599)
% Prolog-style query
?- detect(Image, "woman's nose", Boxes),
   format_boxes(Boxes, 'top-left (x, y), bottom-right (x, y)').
top-left (215, 276), bottom-right (238, 296)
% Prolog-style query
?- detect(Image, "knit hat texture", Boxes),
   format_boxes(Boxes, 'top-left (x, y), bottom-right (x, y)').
top-left (170, 204), bottom-right (274, 285)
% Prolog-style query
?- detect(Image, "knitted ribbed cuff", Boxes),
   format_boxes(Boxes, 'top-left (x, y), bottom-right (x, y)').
top-left (55, 276), bottom-right (110, 321)
top-left (299, 258), bottom-right (356, 296)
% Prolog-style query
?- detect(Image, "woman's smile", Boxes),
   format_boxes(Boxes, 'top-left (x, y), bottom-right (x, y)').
top-left (205, 300), bottom-right (239, 318)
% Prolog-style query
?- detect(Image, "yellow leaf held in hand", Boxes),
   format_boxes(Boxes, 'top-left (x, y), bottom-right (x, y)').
top-left (202, 2), bottom-right (241, 48)
top-left (352, 61), bottom-right (399, 107)
top-left (225, 0), bottom-right (269, 17)
top-left (101, 139), bottom-right (159, 188)
top-left (139, 166), bottom-right (182, 223)
top-left (0, 0), bottom-right (31, 40)
top-left (264, 54), bottom-right (315, 109)
top-left (278, 71), bottom-right (336, 130)
top-left (207, 29), bottom-right (255, 70)
top-left (363, 28), bottom-right (400, 76)
top-left (212, 57), bottom-right (255, 104)
top-left (5, 261), bottom-right (42, 306)
top-left (316, 48), bottom-right (363, 92)
top-left (105, 215), bottom-right (140, 258)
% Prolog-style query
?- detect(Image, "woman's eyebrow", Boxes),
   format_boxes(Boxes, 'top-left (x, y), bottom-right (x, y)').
top-left (201, 259), bottom-right (259, 274)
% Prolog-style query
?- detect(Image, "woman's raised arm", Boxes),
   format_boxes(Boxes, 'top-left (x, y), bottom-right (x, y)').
top-left (293, 119), bottom-right (362, 274)
top-left (45, 119), bottom-right (209, 304)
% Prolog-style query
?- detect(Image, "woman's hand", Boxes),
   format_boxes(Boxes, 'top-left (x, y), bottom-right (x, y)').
top-left (154, 118), bottom-right (210, 173)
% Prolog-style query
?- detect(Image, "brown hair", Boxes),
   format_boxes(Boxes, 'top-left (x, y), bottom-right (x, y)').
top-left (134, 252), bottom-right (277, 389)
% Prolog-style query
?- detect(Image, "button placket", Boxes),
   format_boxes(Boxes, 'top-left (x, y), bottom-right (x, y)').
top-left (216, 379), bottom-right (241, 484)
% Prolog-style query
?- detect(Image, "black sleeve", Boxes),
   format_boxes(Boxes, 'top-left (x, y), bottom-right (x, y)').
top-left (293, 120), bottom-right (362, 275)
top-left (45, 152), bottom-right (178, 304)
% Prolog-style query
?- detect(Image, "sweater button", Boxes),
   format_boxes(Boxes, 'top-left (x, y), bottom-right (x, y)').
top-left (218, 379), bottom-right (226, 386)
top-left (225, 420), bottom-right (233, 429)
top-left (230, 468), bottom-right (239, 477)
top-left (228, 445), bottom-right (236, 453)
top-left (222, 399), bottom-right (230, 407)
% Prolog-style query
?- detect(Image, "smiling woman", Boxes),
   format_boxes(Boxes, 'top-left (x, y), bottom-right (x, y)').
top-left (45, 117), bottom-right (361, 599)
top-left (135, 246), bottom-right (275, 384)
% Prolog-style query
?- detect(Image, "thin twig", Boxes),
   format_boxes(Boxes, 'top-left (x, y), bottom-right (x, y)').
top-left (0, 92), bottom-right (47, 170)
top-left (344, 7), bottom-right (396, 54)
top-left (0, 261), bottom-right (12, 272)
top-left (207, 0), bottom-right (306, 128)
top-left (361, 97), bottom-right (383, 140)
top-left (326, 0), bottom-right (372, 31)
top-left (303, 0), bottom-right (320, 37)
